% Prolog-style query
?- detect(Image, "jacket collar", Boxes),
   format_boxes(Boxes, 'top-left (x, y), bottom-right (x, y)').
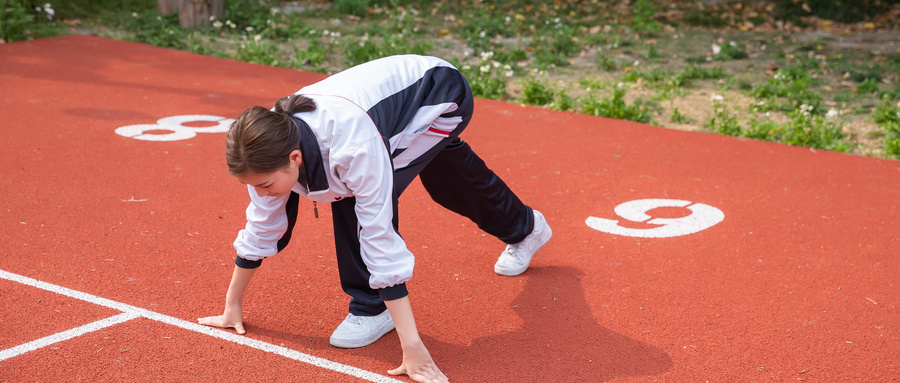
top-left (291, 116), bottom-right (329, 193)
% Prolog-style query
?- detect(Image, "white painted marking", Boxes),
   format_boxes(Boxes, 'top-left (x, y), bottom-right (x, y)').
top-left (0, 269), bottom-right (402, 383)
top-left (115, 115), bottom-right (234, 141)
top-left (115, 123), bottom-right (197, 141)
top-left (586, 198), bottom-right (725, 238)
top-left (0, 312), bottom-right (139, 362)
top-left (156, 115), bottom-right (233, 134)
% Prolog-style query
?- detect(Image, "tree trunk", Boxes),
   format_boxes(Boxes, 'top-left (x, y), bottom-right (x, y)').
top-left (157, 0), bottom-right (179, 15)
top-left (177, 0), bottom-right (225, 28)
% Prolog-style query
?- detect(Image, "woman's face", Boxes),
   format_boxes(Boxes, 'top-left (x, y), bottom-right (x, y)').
top-left (237, 150), bottom-right (302, 198)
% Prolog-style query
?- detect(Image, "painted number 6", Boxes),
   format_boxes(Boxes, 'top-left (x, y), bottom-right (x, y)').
top-left (585, 199), bottom-right (724, 238)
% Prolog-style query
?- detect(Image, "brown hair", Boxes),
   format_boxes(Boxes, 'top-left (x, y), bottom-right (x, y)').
top-left (226, 94), bottom-right (316, 176)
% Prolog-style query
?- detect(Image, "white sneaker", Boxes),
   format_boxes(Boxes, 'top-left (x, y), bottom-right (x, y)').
top-left (494, 210), bottom-right (552, 276)
top-left (329, 310), bottom-right (395, 348)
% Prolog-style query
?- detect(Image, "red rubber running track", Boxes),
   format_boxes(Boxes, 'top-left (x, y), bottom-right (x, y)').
top-left (1, 36), bottom-right (897, 382)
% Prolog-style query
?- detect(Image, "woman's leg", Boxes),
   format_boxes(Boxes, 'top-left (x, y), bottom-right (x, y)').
top-left (418, 138), bottom-right (534, 244)
top-left (331, 196), bottom-right (392, 316)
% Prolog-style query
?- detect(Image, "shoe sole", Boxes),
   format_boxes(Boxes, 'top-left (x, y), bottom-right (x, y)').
top-left (329, 321), bottom-right (395, 349)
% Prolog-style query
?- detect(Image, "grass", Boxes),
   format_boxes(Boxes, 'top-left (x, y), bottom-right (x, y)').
top-left (5, 0), bottom-right (900, 159)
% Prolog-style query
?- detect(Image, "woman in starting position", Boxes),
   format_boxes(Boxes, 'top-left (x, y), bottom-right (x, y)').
top-left (199, 55), bottom-right (552, 382)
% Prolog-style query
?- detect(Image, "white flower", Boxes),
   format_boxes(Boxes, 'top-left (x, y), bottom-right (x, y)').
top-left (132, 12), bottom-right (138, 18)
top-left (209, 15), bottom-right (216, 21)
top-left (617, 82), bottom-right (624, 89)
top-left (213, 21), bottom-right (223, 28)
top-left (479, 31), bottom-right (487, 38)
top-left (462, 65), bottom-right (471, 71)
top-left (826, 109), bottom-right (839, 119)
top-left (505, 70), bottom-right (514, 77)
top-left (711, 94), bottom-right (724, 103)
top-left (480, 51), bottom-right (494, 61)
top-left (246, 26), bottom-right (254, 32)
top-left (711, 44), bottom-right (721, 55)
top-left (492, 61), bottom-right (500, 68)
top-left (254, 34), bottom-right (262, 43)
top-left (729, 41), bottom-right (737, 47)
top-left (633, 60), bottom-right (640, 66)
top-left (479, 65), bottom-right (490, 73)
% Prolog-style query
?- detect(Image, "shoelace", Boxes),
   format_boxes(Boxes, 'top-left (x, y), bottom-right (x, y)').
top-left (504, 244), bottom-right (524, 261)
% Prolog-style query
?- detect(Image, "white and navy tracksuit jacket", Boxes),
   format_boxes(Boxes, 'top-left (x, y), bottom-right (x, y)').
top-left (233, 55), bottom-right (534, 316)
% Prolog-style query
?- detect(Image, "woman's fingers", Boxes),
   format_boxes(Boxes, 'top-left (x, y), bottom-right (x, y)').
top-left (388, 363), bottom-right (448, 383)
top-left (197, 315), bottom-right (245, 334)
top-left (387, 365), bottom-right (406, 376)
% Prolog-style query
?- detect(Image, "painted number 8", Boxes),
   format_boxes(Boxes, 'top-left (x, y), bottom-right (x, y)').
top-left (115, 115), bottom-right (234, 141)
top-left (585, 199), bottom-right (724, 238)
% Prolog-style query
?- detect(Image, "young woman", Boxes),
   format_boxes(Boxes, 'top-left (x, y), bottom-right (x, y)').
top-left (198, 55), bottom-right (551, 382)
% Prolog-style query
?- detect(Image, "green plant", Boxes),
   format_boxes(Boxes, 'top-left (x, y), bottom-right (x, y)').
top-left (550, 93), bottom-right (574, 112)
top-left (856, 77), bottom-right (879, 94)
top-left (225, 0), bottom-right (276, 30)
top-left (596, 51), bottom-right (617, 71)
top-left (531, 17), bottom-right (581, 68)
top-left (1, 0), bottom-right (36, 42)
top-left (713, 41), bottom-right (748, 61)
top-left (744, 104), bottom-right (851, 152)
top-left (234, 34), bottom-right (281, 66)
top-left (751, 68), bottom-right (822, 113)
top-left (670, 108), bottom-right (693, 124)
top-left (579, 84), bottom-right (652, 123)
top-left (128, 11), bottom-right (186, 49)
top-left (342, 32), bottom-right (432, 66)
top-left (293, 37), bottom-right (331, 69)
top-left (334, 0), bottom-right (369, 17)
top-left (677, 64), bottom-right (726, 81)
top-left (682, 7), bottom-right (729, 28)
top-left (459, 51), bottom-right (513, 100)
top-left (709, 95), bottom-right (851, 152)
top-left (632, 0), bottom-right (661, 33)
top-left (873, 98), bottom-right (900, 158)
top-left (706, 95), bottom-right (743, 136)
top-left (520, 78), bottom-right (555, 106)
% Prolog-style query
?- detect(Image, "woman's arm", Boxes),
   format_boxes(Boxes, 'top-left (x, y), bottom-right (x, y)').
top-left (385, 297), bottom-right (449, 383)
top-left (198, 265), bottom-right (257, 334)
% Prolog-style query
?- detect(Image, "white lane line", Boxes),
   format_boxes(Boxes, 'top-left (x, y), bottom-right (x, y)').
top-left (0, 269), bottom-right (402, 383)
top-left (0, 312), bottom-right (139, 362)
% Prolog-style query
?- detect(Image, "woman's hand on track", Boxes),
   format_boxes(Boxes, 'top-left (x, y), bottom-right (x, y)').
top-left (198, 305), bottom-right (245, 334)
top-left (387, 340), bottom-right (449, 383)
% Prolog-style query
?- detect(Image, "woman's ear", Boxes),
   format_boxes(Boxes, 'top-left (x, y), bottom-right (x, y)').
top-left (289, 149), bottom-right (303, 167)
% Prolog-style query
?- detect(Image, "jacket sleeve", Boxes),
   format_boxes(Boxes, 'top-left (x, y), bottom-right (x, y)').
top-left (232, 185), bottom-right (292, 269)
top-left (337, 136), bottom-right (414, 300)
